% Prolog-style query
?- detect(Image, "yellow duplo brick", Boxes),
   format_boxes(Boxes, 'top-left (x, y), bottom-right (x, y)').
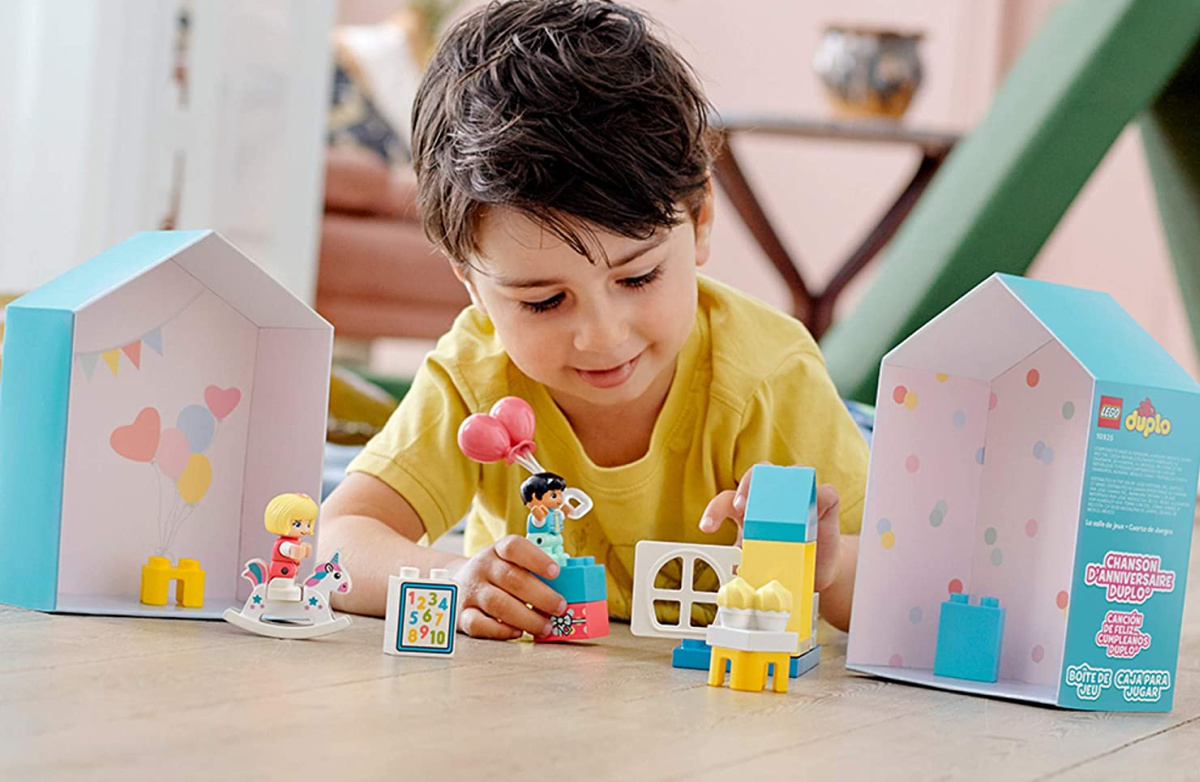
top-left (740, 540), bottom-right (817, 653)
top-left (798, 541), bottom-right (816, 645)
top-left (140, 555), bottom-right (206, 609)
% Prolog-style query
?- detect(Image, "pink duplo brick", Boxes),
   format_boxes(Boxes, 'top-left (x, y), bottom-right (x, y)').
top-left (534, 599), bottom-right (609, 642)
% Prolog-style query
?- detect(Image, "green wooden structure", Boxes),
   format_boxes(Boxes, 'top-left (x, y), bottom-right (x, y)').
top-left (821, 0), bottom-right (1200, 403)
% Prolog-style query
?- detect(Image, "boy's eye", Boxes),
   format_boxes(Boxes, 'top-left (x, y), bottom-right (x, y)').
top-left (619, 265), bottom-right (663, 290)
top-left (520, 292), bottom-right (565, 314)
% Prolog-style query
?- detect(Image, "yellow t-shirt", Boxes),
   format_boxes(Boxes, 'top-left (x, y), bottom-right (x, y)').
top-left (347, 275), bottom-right (869, 620)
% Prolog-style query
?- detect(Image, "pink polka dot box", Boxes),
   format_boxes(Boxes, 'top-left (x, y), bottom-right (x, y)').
top-left (846, 274), bottom-right (1200, 712)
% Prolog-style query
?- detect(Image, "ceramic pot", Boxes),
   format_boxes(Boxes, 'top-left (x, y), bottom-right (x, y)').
top-left (813, 26), bottom-right (923, 120)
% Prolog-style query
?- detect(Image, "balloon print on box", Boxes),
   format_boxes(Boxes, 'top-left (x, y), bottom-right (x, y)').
top-left (110, 384), bottom-right (242, 608)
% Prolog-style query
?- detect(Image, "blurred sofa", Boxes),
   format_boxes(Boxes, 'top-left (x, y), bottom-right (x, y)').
top-left (316, 7), bottom-right (470, 344)
top-left (316, 145), bottom-right (469, 341)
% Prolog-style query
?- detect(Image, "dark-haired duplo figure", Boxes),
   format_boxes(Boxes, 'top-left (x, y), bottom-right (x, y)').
top-left (521, 471), bottom-right (570, 565)
top-left (521, 471), bottom-right (595, 567)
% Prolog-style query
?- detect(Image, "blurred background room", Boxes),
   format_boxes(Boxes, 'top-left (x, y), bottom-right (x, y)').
top-left (2, 0), bottom-right (1198, 464)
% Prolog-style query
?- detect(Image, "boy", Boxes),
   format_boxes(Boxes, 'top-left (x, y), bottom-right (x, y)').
top-left (321, 0), bottom-right (868, 639)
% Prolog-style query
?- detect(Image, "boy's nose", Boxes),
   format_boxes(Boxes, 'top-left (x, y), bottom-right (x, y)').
top-left (572, 310), bottom-right (629, 355)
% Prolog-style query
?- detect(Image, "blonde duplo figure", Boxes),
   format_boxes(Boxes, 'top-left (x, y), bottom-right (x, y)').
top-left (263, 492), bottom-right (318, 602)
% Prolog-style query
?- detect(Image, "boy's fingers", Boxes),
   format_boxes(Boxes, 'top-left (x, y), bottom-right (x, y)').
top-left (814, 483), bottom-right (841, 592)
top-left (476, 584), bottom-right (553, 637)
top-left (489, 559), bottom-right (568, 617)
top-left (459, 606), bottom-right (523, 640)
top-left (494, 535), bottom-right (560, 580)
top-left (817, 483), bottom-right (840, 520)
top-left (732, 462), bottom-right (772, 514)
top-left (699, 490), bottom-right (737, 534)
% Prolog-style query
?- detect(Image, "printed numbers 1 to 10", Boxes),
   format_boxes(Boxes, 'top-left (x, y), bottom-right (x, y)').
top-left (402, 585), bottom-right (453, 650)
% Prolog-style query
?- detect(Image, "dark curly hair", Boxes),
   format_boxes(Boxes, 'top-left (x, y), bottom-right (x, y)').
top-left (412, 0), bottom-right (719, 267)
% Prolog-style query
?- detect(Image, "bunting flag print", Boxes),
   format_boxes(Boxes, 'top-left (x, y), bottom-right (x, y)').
top-left (122, 341), bottom-right (142, 369)
top-left (144, 328), bottom-right (163, 356)
top-left (72, 292), bottom-right (195, 380)
top-left (102, 350), bottom-right (121, 376)
top-left (78, 352), bottom-right (100, 379)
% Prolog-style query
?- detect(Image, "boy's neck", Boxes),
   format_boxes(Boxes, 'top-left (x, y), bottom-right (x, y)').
top-left (550, 364), bottom-right (675, 468)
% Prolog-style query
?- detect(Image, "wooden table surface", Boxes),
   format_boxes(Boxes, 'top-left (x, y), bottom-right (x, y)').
top-left (3, 535), bottom-right (1200, 781)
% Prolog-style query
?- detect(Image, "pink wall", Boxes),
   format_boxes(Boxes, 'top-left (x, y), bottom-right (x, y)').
top-left (627, 0), bottom-right (1001, 320)
top-left (636, 0), bottom-right (1199, 380)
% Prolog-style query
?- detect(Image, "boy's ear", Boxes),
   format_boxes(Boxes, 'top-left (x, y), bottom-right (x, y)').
top-left (451, 263), bottom-right (489, 315)
top-left (693, 180), bottom-right (715, 268)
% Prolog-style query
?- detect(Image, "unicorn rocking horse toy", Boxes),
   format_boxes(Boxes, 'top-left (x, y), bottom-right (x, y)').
top-left (222, 493), bottom-right (353, 639)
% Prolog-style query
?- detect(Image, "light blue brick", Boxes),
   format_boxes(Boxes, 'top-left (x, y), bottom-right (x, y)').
top-left (536, 556), bottom-right (607, 604)
top-left (742, 465), bottom-right (817, 543)
top-left (933, 593), bottom-right (1006, 683)
top-left (672, 639), bottom-right (712, 670)
top-left (743, 518), bottom-right (810, 543)
top-left (673, 639), bottom-right (820, 679)
top-left (789, 645), bottom-right (822, 678)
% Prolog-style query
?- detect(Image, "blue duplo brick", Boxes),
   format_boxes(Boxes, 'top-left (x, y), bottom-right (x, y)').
top-left (673, 639), bottom-right (712, 670)
top-left (537, 556), bottom-right (607, 604)
top-left (933, 593), bottom-right (1006, 683)
top-left (674, 639), bottom-right (821, 678)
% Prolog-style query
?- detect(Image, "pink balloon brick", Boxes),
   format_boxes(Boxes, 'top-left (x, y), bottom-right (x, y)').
top-left (205, 385), bottom-right (242, 420)
top-left (458, 397), bottom-right (539, 465)
top-left (490, 397), bottom-right (535, 444)
top-left (110, 408), bottom-right (161, 463)
top-left (458, 414), bottom-right (514, 463)
top-left (490, 397), bottom-right (536, 464)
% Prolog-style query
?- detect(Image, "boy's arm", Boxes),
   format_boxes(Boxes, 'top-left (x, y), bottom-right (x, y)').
top-left (321, 472), bottom-right (567, 636)
top-left (321, 472), bottom-right (465, 616)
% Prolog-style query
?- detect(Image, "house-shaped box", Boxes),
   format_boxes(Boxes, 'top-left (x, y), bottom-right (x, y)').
top-left (0, 231), bottom-right (332, 618)
top-left (847, 274), bottom-right (1200, 711)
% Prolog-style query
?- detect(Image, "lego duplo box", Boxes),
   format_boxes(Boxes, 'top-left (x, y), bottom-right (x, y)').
top-left (0, 231), bottom-right (332, 618)
top-left (847, 274), bottom-right (1200, 711)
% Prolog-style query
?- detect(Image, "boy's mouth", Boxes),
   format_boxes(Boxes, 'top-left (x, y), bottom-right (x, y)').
top-left (575, 352), bottom-right (641, 389)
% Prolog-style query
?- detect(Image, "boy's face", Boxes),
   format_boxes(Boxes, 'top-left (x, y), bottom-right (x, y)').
top-left (458, 193), bottom-right (713, 412)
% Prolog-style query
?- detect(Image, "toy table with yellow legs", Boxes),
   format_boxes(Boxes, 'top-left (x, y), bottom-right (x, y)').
top-left (709, 648), bottom-right (793, 693)
top-left (705, 578), bottom-right (802, 693)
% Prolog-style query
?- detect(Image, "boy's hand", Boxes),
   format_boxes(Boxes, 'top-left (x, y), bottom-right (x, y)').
top-left (447, 535), bottom-right (569, 640)
top-left (698, 464), bottom-right (844, 592)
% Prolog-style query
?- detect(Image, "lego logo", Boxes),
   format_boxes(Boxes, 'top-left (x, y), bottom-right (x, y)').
top-left (1098, 396), bottom-right (1122, 429)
